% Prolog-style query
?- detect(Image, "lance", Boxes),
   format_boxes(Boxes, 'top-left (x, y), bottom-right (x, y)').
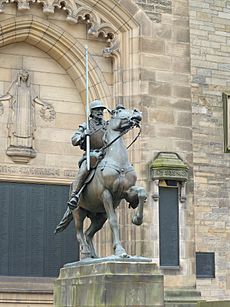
top-left (85, 46), bottom-right (90, 171)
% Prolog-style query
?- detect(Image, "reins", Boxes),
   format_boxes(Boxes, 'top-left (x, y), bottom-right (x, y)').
top-left (101, 123), bottom-right (141, 152)
top-left (127, 125), bottom-right (141, 149)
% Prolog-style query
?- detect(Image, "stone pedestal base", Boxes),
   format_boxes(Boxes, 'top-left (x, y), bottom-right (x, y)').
top-left (54, 259), bottom-right (164, 307)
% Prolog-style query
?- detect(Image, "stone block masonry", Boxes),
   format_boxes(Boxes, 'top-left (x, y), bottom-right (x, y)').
top-left (135, 0), bottom-right (172, 22)
top-left (189, 0), bottom-right (230, 301)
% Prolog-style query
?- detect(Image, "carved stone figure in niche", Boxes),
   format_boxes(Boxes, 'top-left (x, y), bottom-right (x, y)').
top-left (0, 69), bottom-right (55, 163)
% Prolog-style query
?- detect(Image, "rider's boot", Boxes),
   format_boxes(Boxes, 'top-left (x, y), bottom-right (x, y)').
top-left (67, 165), bottom-right (90, 210)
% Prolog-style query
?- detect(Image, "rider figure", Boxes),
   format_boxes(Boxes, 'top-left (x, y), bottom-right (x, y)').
top-left (67, 99), bottom-right (108, 210)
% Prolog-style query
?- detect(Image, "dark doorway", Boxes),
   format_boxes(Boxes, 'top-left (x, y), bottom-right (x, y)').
top-left (159, 186), bottom-right (179, 267)
top-left (0, 182), bottom-right (79, 277)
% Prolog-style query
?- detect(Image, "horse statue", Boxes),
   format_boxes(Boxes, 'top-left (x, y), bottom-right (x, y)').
top-left (56, 106), bottom-right (147, 259)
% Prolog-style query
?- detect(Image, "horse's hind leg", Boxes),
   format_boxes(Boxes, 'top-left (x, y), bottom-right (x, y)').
top-left (72, 207), bottom-right (91, 259)
top-left (85, 212), bottom-right (107, 258)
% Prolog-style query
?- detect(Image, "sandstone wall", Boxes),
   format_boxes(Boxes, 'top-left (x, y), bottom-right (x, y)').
top-left (189, 0), bottom-right (230, 301)
top-left (131, 0), bottom-right (196, 289)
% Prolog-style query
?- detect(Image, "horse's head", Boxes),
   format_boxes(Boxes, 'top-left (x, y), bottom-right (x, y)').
top-left (110, 105), bottom-right (142, 131)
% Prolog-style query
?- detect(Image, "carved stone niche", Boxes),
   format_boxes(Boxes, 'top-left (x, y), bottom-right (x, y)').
top-left (149, 152), bottom-right (189, 203)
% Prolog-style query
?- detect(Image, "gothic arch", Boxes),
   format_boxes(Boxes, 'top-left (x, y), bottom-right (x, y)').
top-left (0, 15), bottom-right (112, 107)
top-left (0, 0), bottom-right (151, 107)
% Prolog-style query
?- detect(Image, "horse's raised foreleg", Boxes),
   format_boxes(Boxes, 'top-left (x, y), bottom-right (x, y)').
top-left (126, 186), bottom-right (147, 226)
top-left (102, 190), bottom-right (128, 257)
top-left (72, 207), bottom-right (91, 259)
top-left (85, 212), bottom-right (107, 258)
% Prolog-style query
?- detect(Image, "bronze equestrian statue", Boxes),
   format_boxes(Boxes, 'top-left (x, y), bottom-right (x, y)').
top-left (55, 101), bottom-right (147, 259)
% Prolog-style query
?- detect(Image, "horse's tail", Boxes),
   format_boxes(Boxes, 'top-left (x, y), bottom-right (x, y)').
top-left (54, 207), bottom-right (73, 233)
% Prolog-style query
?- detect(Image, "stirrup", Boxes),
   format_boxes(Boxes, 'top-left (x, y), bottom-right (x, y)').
top-left (67, 194), bottom-right (79, 210)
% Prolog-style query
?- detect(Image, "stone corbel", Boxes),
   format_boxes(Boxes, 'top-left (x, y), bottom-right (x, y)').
top-left (152, 179), bottom-right (159, 201)
top-left (6, 146), bottom-right (36, 163)
top-left (103, 36), bottom-right (120, 58)
top-left (180, 181), bottom-right (187, 203)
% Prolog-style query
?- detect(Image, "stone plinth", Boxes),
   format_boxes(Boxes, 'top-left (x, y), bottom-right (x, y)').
top-left (54, 258), bottom-right (164, 307)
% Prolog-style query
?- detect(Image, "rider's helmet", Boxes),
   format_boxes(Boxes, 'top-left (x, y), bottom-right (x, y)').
top-left (90, 100), bottom-right (106, 112)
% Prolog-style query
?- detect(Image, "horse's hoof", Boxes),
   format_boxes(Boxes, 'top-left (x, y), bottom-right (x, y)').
top-left (132, 215), bottom-right (143, 226)
top-left (91, 254), bottom-right (99, 259)
top-left (80, 252), bottom-right (92, 260)
top-left (114, 244), bottom-right (128, 258)
top-left (119, 253), bottom-right (130, 258)
top-left (80, 245), bottom-right (92, 259)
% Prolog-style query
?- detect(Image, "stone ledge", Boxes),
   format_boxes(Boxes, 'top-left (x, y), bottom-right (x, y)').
top-left (0, 276), bottom-right (54, 293)
top-left (0, 277), bottom-right (54, 307)
top-left (165, 288), bottom-right (201, 306)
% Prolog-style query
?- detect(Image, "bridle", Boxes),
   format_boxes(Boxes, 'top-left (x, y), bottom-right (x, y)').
top-left (101, 120), bottom-right (141, 152)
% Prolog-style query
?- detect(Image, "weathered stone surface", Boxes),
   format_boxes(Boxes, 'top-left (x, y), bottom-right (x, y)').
top-left (0, 277), bottom-right (53, 307)
top-left (143, 55), bottom-right (171, 70)
top-left (54, 261), bottom-right (164, 307)
top-left (141, 38), bottom-right (165, 54)
top-left (173, 85), bottom-right (191, 99)
top-left (150, 152), bottom-right (189, 181)
top-left (190, 0), bottom-right (230, 301)
top-left (135, 0), bottom-right (172, 22)
top-left (149, 81), bottom-right (172, 96)
top-left (173, 27), bottom-right (190, 43)
top-left (165, 288), bottom-right (201, 307)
